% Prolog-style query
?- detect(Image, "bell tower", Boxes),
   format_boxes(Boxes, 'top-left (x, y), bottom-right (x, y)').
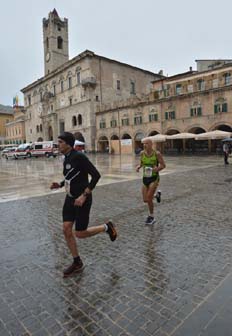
top-left (43, 9), bottom-right (69, 75)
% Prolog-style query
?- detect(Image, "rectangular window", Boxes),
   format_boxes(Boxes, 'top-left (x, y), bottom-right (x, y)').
top-left (77, 72), bottom-right (81, 85)
top-left (222, 103), bottom-right (228, 112)
top-left (117, 80), bottom-right (121, 90)
top-left (165, 111), bottom-right (175, 120)
top-left (190, 107), bottom-right (202, 117)
top-left (110, 120), bottom-right (117, 127)
top-left (69, 98), bottom-right (72, 106)
top-left (35, 144), bottom-right (43, 149)
top-left (149, 114), bottom-right (158, 122)
top-left (197, 107), bottom-right (202, 116)
top-left (224, 73), bottom-right (231, 85)
top-left (214, 105), bottom-right (219, 114)
top-left (214, 103), bottom-right (227, 113)
top-left (121, 118), bottom-right (129, 126)
top-left (68, 77), bottom-right (72, 89)
top-left (134, 116), bottom-right (142, 125)
top-left (40, 92), bottom-right (43, 101)
top-left (197, 80), bottom-right (205, 91)
top-left (100, 121), bottom-right (106, 129)
top-left (61, 81), bottom-right (64, 92)
top-left (163, 84), bottom-right (170, 97)
top-left (28, 95), bottom-right (31, 106)
top-left (130, 81), bottom-right (135, 94)
top-left (59, 121), bottom-right (65, 133)
top-left (176, 84), bottom-right (182, 95)
top-left (170, 111), bottom-right (175, 119)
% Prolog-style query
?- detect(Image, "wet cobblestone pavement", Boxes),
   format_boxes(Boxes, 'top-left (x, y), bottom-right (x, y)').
top-left (1, 160), bottom-right (232, 335)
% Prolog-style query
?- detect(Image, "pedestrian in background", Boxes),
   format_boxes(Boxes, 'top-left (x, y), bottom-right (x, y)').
top-left (223, 142), bottom-right (230, 165)
top-left (50, 132), bottom-right (117, 277)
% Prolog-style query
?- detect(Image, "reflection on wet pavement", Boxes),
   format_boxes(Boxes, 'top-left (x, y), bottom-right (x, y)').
top-left (1, 154), bottom-right (232, 335)
top-left (0, 154), bottom-right (222, 202)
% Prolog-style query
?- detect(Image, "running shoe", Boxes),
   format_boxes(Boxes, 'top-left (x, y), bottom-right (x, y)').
top-left (63, 260), bottom-right (84, 278)
top-left (155, 190), bottom-right (161, 203)
top-left (106, 221), bottom-right (117, 241)
top-left (145, 216), bottom-right (156, 225)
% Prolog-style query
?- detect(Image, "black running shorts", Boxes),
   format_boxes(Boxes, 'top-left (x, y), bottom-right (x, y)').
top-left (143, 175), bottom-right (159, 187)
top-left (62, 194), bottom-right (92, 231)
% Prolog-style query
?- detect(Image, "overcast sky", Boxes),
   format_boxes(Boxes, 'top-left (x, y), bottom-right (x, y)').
top-left (1, 0), bottom-right (232, 106)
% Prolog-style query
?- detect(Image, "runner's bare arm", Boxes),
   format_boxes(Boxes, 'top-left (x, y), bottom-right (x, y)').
top-left (153, 151), bottom-right (166, 173)
top-left (136, 151), bottom-right (144, 172)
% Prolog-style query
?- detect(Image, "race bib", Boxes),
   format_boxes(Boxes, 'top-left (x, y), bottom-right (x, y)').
top-left (64, 179), bottom-right (72, 196)
top-left (144, 166), bottom-right (153, 177)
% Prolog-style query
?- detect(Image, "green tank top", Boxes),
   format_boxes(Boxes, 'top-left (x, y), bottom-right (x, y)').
top-left (141, 151), bottom-right (159, 178)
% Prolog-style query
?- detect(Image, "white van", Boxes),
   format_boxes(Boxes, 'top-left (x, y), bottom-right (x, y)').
top-left (14, 143), bottom-right (31, 159)
top-left (30, 141), bottom-right (58, 158)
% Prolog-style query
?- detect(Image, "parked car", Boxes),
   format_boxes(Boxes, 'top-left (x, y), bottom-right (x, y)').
top-left (2, 147), bottom-right (18, 159)
top-left (30, 141), bottom-right (59, 158)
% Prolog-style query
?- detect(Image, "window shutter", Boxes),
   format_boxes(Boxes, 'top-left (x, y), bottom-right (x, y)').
top-left (222, 103), bottom-right (227, 112)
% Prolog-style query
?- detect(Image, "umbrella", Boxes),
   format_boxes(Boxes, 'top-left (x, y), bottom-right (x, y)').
top-left (142, 134), bottom-right (167, 143)
top-left (75, 140), bottom-right (85, 145)
top-left (195, 130), bottom-right (232, 140)
top-left (222, 138), bottom-right (232, 142)
top-left (166, 132), bottom-right (196, 140)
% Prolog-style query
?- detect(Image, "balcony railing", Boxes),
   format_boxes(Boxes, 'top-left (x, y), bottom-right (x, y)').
top-left (81, 77), bottom-right (97, 87)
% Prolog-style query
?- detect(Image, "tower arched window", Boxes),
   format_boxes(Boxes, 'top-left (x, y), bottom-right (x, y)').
top-left (46, 37), bottom-right (49, 49)
top-left (72, 116), bottom-right (77, 126)
top-left (57, 36), bottom-right (63, 49)
top-left (78, 114), bottom-right (82, 125)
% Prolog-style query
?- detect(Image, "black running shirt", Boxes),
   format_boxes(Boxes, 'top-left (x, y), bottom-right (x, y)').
top-left (60, 150), bottom-right (101, 198)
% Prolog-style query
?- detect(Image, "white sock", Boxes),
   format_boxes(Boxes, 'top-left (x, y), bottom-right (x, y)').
top-left (104, 223), bottom-right (108, 232)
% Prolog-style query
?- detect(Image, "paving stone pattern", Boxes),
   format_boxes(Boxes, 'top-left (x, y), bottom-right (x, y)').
top-left (0, 164), bottom-right (232, 335)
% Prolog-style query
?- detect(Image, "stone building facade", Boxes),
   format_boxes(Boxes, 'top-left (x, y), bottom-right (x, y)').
top-left (21, 9), bottom-right (162, 151)
top-left (5, 106), bottom-right (26, 144)
top-left (0, 107), bottom-right (14, 144)
top-left (96, 60), bottom-right (232, 154)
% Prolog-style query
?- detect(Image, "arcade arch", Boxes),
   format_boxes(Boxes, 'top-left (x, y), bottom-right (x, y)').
top-left (98, 136), bottom-right (109, 152)
top-left (134, 132), bottom-right (144, 153)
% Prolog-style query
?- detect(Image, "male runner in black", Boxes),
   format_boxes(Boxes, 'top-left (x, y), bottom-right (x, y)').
top-left (50, 132), bottom-right (117, 277)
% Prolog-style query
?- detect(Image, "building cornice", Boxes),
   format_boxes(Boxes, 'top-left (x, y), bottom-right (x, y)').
top-left (96, 83), bottom-right (232, 115)
top-left (153, 63), bottom-right (232, 84)
top-left (21, 50), bottom-right (164, 93)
